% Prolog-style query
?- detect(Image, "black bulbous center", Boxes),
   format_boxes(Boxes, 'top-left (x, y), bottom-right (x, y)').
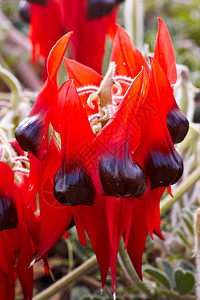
top-left (15, 115), bottom-right (42, 157)
top-left (166, 107), bottom-right (189, 144)
top-left (53, 164), bottom-right (95, 206)
top-left (99, 156), bottom-right (147, 198)
top-left (145, 150), bottom-right (183, 190)
top-left (19, 0), bottom-right (31, 23)
top-left (27, 0), bottom-right (46, 4)
top-left (87, 0), bottom-right (120, 19)
top-left (0, 195), bottom-right (18, 231)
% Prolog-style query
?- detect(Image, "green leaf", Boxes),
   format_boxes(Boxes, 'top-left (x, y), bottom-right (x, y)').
top-left (174, 268), bottom-right (195, 295)
top-left (159, 260), bottom-right (175, 287)
top-left (143, 265), bottom-right (171, 289)
top-left (136, 281), bottom-right (153, 298)
top-left (154, 287), bottom-right (179, 298)
top-left (71, 287), bottom-right (91, 300)
top-left (176, 230), bottom-right (190, 246)
top-left (182, 215), bottom-right (194, 235)
top-left (180, 260), bottom-right (195, 273)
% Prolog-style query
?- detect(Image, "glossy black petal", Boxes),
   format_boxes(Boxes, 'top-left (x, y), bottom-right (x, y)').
top-left (15, 115), bottom-right (42, 157)
top-left (145, 150), bottom-right (183, 189)
top-left (99, 157), bottom-right (147, 198)
top-left (87, 0), bottom-right (119, 19)
top-left (53, 165), bottom-right (95, 206)
top-left (0, 195), bottom-right (18, 231)
top-left (27, 0), bottom-right (46, 4)
top-left (19, 0), bottom-right (31, 23)
top-left (166, 107), bottom-right (189, 144)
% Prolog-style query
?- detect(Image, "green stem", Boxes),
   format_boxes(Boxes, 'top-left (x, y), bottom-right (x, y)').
top-left (160, 164), bottom-right (200, 215)
top-left (0, 66), bottom-right (22, 110)
top-left (118, 239), bottom-right (140, 283)
top-left (32, 255), bottom-right (98, 300)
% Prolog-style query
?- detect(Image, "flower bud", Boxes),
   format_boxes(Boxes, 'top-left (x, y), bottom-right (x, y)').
top-left (53, 164), bottom-right (95, 206)
top-left (19, 0), bottom-right (31, 23)
top-left (145, 150), bottom-right (183, 189)
top-left (87, 0), bottom-right (116, 19)
top-left (99, 157), bottom-right (147, 198)
top-left (0, 195), bottom-right (18, 231)
top-left (166, 107), bottom-right (189, 144)
top-left (15, 115), bottom-right (43, 158)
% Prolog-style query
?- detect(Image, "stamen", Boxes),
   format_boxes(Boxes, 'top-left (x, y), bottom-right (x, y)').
top-left (93, 123), bottom-right (102, 134)
top-left (113, 80), bottom-right (122, 96)
top-left (77, 85), bottom-right (99, 95)
top-left (113, 96), bottom-right (124, 103)
top-left (114, 75), bottom-right (133, 85)
top-left (88, 114), bottom-right (101, 124)
top-left (0, 101), bottom-right (11, 108)
top-left (87, 92), bottom-right (98, 109)
top-left (13, 167), bottom-right (29, 175)
top-left (13, 156), bottom-right (30, 163)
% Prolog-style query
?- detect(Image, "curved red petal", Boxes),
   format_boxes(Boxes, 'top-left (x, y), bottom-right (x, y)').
top-left (16, 223), bottom-right (34, 300)
top-left (30, 0), bottom-right (64, 65)
top-left (126, 198), bottom-right (148, 279)
top-left (64, 58), bottom-right (102, 87)
top-left (154, 18), bottom-right (177, 85)
top-left (110, 24), bottom-right (149, 77)
top-left (47, 32), bottom-right (73, 83)
top-left (142, 187), bottom-right (165, 238)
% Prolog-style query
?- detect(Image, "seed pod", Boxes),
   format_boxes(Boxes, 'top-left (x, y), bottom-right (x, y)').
top-left (15, 115), bottom-right (42, 157)
top-left (167, 107), bottom-right (189, 144)
top-left (145, 150), bottom-right (183, 189)
top-left (0, 195), bottom-right (18, 231)
top-left (19, 0), bottom-right (31, 23)
top-left (53, 164), bottom-right (95, 206)
top-left (99, 156), bottom-right (147, 198)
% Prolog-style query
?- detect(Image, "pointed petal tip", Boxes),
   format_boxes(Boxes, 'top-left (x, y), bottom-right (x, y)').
top-left (29, 258), bottom-right (36, 268)
top-left (47, 31), bottom-right (73, 80)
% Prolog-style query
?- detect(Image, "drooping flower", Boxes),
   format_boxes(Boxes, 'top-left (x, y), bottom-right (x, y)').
top-left (15, 32), bottom-right (72, 160)
top-left (0, 161), bottom-right (40, 299)
top-left (14, 18), bottom-right (189, 297)
top-left (23, 0), bottom-right (118, 76)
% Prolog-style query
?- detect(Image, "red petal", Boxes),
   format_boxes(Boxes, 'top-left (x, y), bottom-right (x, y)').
top-left (61, 0), bottom-right (116, 74)
top-left (93, 201), bottom-right (109, 289)
top-left (154, 18), bottom-right (177, 85)
top-left (142, 187), bottom-right (165, 238)
top-left (64, 58), bottom-right (102, 87)
top-left (73, 211), bottom-right (87, 247)
top-left (95, 67), bottom-right (149, 155)
top-left (0, 269), bottom-right (10, 299)
top-left (16, 223), bottom-right (34, 300)
top-left (55, 80), bottom-right (95, 164)
top-left (36, 142), bottom-right (73, 260)
top-left (110, 24), bottom-right (149, 77)
top-left (126, 198), bottom-right (148, 279)
top-left (29, 0), bottom-right (64, 65)
top-left (47, 32), bottom-right (73, 84)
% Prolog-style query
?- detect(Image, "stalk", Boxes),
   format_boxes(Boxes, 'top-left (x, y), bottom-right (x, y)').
top-left (32, 255), bottom-right (98, 300)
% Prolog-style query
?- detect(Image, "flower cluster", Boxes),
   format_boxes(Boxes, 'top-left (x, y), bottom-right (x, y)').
top-left (19, 0), bottom-right (119, 76)
top-left (1, 19), bottom-right (188, 298)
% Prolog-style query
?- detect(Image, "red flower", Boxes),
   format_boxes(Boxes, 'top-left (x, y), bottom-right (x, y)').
top-left (15, 32), bottom-right (72, 160)
top-left (14, 19), bottom-right (189, 296)
top-left (0, 162), bottom-right (39, 299)
top-left (28, 0), bottom-right (117, 76)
